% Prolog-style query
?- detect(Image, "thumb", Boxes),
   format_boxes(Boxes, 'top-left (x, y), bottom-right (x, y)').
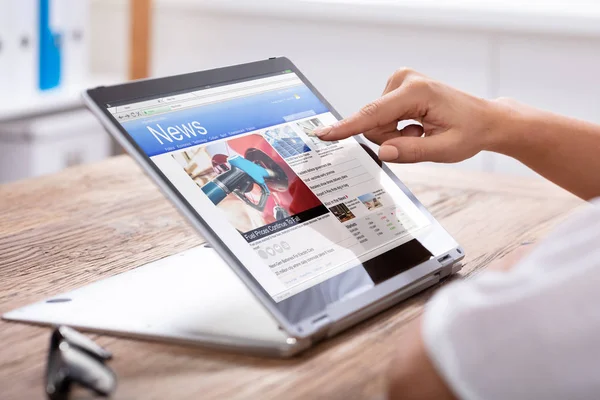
top-left (378, 133), bottom-right (461, 164)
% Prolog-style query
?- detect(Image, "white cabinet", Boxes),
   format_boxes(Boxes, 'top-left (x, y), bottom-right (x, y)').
top-left (0, 109), bottom-right (112, 183)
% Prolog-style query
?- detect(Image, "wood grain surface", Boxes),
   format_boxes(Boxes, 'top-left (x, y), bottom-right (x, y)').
top-left (0, 156), bottom-right (584, 400)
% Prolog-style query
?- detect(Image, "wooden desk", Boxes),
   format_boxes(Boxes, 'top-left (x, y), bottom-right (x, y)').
top-left (0, 156), bottom-right (583, 399)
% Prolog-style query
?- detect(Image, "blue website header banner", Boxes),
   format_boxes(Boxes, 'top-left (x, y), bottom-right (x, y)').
top-left (120, 84), bottom-right (329, 157)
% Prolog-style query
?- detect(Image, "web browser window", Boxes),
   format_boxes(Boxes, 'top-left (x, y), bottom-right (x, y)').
top-left (112, 71), bottom-right (430, 302)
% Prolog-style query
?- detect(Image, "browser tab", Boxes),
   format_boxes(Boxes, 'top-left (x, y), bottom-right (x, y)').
top-left (116, 98), bottom-right (163, 113)
top-left (163, 93), bottom-right (196, 103)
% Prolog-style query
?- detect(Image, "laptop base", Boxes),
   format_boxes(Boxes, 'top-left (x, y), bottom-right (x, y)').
top-left (2, 246), bottom-right (306, 357)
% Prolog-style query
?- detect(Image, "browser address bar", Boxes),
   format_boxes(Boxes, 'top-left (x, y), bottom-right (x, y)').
top-left (114, 77), bottom-right (303, 121)
top-left (170, 78), bottom-right (303, 110)
top-left (189, 74), bottom-right (299, 99)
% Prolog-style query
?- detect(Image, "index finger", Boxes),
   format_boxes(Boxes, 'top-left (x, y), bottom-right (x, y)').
top-left (314, 87), bottom-right (418, 141)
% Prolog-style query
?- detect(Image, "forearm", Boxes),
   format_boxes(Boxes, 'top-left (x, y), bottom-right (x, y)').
top-left (387, 316), bottom-right (458, 400)
top-left (423, 201), bottom-right (600, 399)
top-left (486, 100), bottom-right (600, 200)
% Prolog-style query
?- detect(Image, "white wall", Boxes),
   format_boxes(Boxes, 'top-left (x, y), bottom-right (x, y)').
top-left (89, 0), bottom-right (129, 77)
top-left (90, 0), bottom-right (600, 177)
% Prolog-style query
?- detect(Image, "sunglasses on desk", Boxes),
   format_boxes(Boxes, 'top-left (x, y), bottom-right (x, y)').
top-left (46, 326), bottom-right (117, 400)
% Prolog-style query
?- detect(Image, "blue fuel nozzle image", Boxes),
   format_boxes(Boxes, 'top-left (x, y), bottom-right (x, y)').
top-left (228, 155), bottom-right (271, 196)
top-left (201, 148), bottom-right (289, 214)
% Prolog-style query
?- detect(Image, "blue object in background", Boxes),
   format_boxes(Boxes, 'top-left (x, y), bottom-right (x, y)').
top-left (38, 0), bottom-right (62, 90)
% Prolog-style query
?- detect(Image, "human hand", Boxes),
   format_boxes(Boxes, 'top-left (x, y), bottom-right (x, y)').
top-left (387, 315), bottom-right (457, 400)
top-left (314, 68), bottom-right (510, 163)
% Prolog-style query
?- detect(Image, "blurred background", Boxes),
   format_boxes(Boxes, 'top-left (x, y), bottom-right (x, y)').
top-left (2, 0), bottom-right (600, 184)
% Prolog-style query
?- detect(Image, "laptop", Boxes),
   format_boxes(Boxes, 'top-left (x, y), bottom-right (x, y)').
top-left (3, 58), bottom-right (464, 357)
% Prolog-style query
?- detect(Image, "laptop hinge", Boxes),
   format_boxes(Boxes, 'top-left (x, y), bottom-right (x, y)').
top-left (307, 313), bottom-right (332, 342)
top-left (437, 253), bottom-right (457, 279)
top-left (437, 254), bottom-right (453, 267)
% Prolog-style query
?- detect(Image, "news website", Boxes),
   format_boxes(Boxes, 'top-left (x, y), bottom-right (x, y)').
top-left (111, 71), bottom-right (431, 302)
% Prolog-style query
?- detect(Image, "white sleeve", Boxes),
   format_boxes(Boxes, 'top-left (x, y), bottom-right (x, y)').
top-left (422, 198), bottom-right (600, 400)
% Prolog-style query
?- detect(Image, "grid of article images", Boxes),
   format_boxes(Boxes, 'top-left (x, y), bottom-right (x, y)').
top-left (294, 117), bottom-right (338, 150)
top-left (259, 117), bottom-right (340, 159)
top-left (328, 192), bottom-right (385, 223)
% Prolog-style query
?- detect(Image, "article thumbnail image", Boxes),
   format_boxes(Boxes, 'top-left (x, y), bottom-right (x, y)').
top-left (329, 203), bottom-right (356, 223)
top-left (263, 125), bottom-right (310, 159)
top-left (172, 134), bottom-right (323, 234)
top-left (358, 193), bottom-right (384, 211)
top-left (296, 117), bottom-right (338, 148)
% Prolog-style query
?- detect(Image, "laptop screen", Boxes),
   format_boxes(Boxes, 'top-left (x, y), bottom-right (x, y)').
top-left (109, 70), bottom-right (432, 303)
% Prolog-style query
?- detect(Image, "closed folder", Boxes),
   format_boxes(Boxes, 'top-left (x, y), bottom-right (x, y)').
top-left (0, 0), bottom-right (12, 98)
top-left (61, 0), bottom-right (89, 88)
top-left (39, 0), bottom-right (64, 91)
top-left (10, 0), bottom-right (39, 98)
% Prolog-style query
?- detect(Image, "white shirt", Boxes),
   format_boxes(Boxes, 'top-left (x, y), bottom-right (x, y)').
top-left (423, 198), bottom-right (600, 400)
